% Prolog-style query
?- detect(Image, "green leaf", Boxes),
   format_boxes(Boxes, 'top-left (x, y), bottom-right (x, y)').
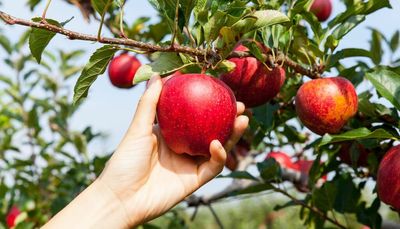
top-left (328, 0), bottom-right (391, 29)
top-left (236, 183), bottom-right (273, 195)
top-left (134, 52), bottom-right (183, 83)
top-left (252, 10), bottom-right (290, 30)
top-left (0, 34), bottom-right (12, 54)
top-left (233, 10), bottom-right (289, 34)
top-left (257, 159), bottom-right (280, 181)
top-left (369, 29), bottom-right (383, 65)
top-left (331, 15), bottom-right (365, 40)
top-left (29, 18), bottom-right (60, 64)
top-left (90, 0), bottom-right (111, 15)
top-left (73, 45), bottom-right (117, 105)
top-left (390, 30), bottom-right (399, 52)
top-left (218, 171), bottom-right (258, 181)
top-left (319, 128), bottom-right (395, 147)
top-left (327, 48), bottom-right (371, 69)
top-left (365, 68), bottom-right (400, 110)
top-left (312, 182), bottom-right (337, 212)
top-left (333, 173), bottom-right (361, 213)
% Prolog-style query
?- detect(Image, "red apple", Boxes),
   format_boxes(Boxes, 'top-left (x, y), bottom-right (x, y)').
top-left (295, 77), bottom-right (358, 135)
top-left (220, 44), bottom-right (286, 108)
top-left (225, 138), bottom-right (251, 171)
top-left (377, 145), bottom-right (400, 211)
top-left (225, 153), bottom-right (239, 171)
top-left (310, 0), bottom-right (332, 22)
top-left (338, 142), bottom-right (370, 167)
top-left (293, 160), bottom-right (327, 181)
top-left (6, 206), bottom-right (21, 228)
top-left (108, 53), bottom-right (141, 88)
top-left (157, 74), bottom-right (237, 157)
top-left (266, 151), bottom-right (296, 170)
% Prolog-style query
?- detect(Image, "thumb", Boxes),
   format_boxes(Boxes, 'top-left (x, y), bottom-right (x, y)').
top-left (129, 75), bottom-right (162, 136)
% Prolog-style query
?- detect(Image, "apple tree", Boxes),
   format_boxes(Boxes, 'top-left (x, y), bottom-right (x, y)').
top-left (1, 0), bottom-right (400, 228)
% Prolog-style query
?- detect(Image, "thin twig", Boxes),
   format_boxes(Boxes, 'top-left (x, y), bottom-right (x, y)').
top-left (271, 186), bottom-right (346, 229)
top-left (170, 0), bottom-right (180, 48)
top-left (97, 0), bottom-right (112, 41)
top-left (207, 204), bottom-right (224, 229)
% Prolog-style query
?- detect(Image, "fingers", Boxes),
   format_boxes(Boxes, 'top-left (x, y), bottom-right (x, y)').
top-left (197, 140), bottom-right (227, 185)
top-left (197, 115), bottom-right (249, 185)
top-left (224, 115), bottom-right (249, 152)
top-left (236, 102), bottom-right (245, 115)
top-left (129, 75), bottom-right (162, 135)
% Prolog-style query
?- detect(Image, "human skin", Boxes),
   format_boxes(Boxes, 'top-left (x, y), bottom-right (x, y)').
top-left (42, 75), bottom-right (249, 229)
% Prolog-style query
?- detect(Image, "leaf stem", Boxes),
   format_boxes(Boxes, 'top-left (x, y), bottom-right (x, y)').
top-left (42, 0), bottom-right (52, 20)
top-left (97, 0), bottom-right (112, 41)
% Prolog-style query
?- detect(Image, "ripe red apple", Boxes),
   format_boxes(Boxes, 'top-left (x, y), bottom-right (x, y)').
top-left (225, 138), bottom-right (251, 171)
top-left (377, 145), bottom-right (400, 211)
top-left (220, 44), bottom-right (286, 108)
top-left (293, 160), bottom-right (327, 181)
top-left (310, 0), bottom-right (332, 22)
top-left (338, 142), bottom-right (370, 167)
top-left (295, 77), bottom-right (358, 135)
top-left (108, 53), bottom-right (141, 88)
top-left (225, 153), bottom-right (239, 171)
top-left (266, 151), bottom-right (296, 170)
top-left (157, 74), bottom-right (237, 157)
top-left (6, 206), bottom-right (21, 228)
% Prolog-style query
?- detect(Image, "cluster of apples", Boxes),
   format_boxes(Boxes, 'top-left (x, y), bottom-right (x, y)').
top-left (105, 0), bottom-right (399, 212)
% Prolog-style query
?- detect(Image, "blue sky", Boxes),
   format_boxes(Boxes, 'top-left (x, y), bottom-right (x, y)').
top-left (1, 0), bottom-right (399, 195)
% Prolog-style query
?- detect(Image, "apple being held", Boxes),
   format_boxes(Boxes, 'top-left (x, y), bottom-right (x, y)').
top-left (377, 145), bottom-right (400, 211)
top-left (266, 151), bottom-right (296, 170)
top-left (310, 0), bottom-right (332, 22)
top-left (108, 53), bottom-right (141, 88)
top-left (157, 74), bottom-right (237, 157)
top-left (6, 206), bottom-right (21, 228)
top-left (295, 77), bottom-right (358, 135)
top-left (220, 43), bottom-right (286, 108)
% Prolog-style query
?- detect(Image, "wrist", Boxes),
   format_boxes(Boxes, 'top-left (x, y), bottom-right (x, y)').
top-left (43, 179), bottom-right (131, 229)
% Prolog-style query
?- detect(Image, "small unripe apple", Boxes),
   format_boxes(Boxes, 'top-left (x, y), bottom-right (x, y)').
top-left (377, 145), bottom-right (400, 211)
top-left (108, 53), bottom-right (141, 88)
top-left (6, 206), bottom-right (21, 228)
top-left (220, 44), bottom-right (286, 108)
top-left (310, 0), bottom-right (332, 22)
top-left (157, 74), bottom-right (237, 157)
top-left (338, 142), bottom-right (370, 167)
top-left (266, 151), bottom-right (296, 170)
top-left (295, 77), bottom-right (358, 135)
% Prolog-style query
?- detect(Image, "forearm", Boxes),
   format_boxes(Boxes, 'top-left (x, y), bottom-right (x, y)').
top-left (42, 180), bottom-right (130, 229)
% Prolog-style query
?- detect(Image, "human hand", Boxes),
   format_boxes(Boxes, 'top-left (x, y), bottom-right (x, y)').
top-left (43, 75), bottom-right (248, 229)
top-left (97, 75), bottom-right (248, 227)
